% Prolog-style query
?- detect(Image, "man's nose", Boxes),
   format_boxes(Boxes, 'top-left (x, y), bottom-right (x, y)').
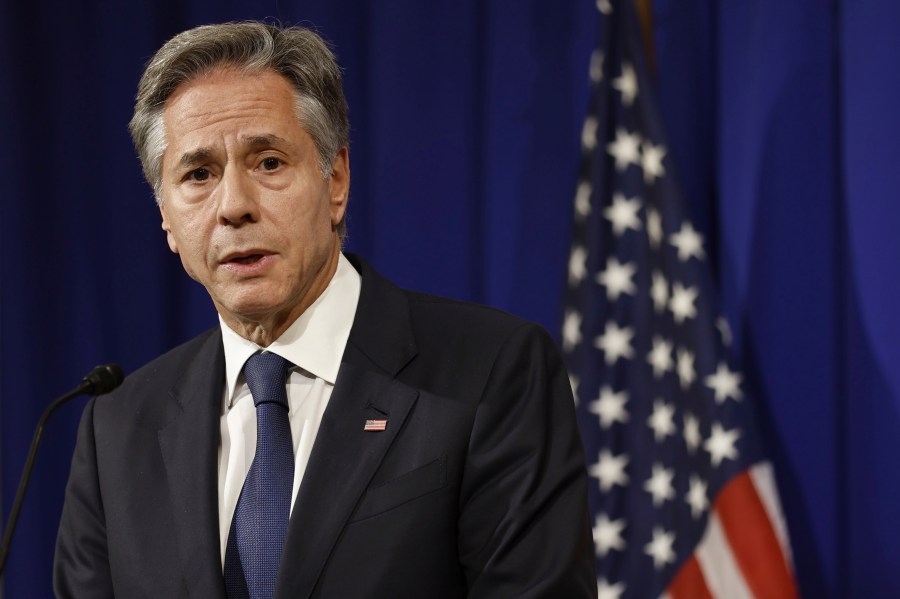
top-left (216, 168), bottom-right (259, 226)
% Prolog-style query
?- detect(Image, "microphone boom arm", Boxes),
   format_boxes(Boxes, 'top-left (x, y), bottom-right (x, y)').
top-left (0, 363), bottom-right (123, 579)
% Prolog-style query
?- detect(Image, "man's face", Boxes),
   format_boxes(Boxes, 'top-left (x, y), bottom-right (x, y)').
top-left (158, 68), bottom-right (349, 341)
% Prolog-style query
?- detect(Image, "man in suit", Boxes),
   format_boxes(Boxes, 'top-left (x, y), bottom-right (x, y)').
top-left (54, 22), bottom-right (595, 597)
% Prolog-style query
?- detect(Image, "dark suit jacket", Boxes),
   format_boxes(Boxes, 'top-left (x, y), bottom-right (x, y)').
top-left (54, 254), bottom-right (596, 598)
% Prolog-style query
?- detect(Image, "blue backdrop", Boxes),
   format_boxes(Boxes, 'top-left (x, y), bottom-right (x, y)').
top-left (1, 1), bottom-right (897, 597)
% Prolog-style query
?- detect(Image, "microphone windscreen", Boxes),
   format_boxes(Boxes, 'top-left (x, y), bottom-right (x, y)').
top-left (83, 363), bottom-right (125, 395)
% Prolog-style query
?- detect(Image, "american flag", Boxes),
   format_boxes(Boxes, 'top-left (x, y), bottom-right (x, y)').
top-left (561, 2), bottom-right (800, 598)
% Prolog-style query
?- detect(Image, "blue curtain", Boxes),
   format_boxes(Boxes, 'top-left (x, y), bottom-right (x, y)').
top-left (0, 1), bottom-right (896, 597)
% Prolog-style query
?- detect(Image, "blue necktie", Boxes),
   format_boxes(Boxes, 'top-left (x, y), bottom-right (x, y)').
top-left (224, 353), bottom-right (294, 599)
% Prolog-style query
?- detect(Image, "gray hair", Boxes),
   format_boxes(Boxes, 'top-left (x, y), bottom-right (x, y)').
top-left (128, 22), bottom-right (350, 236)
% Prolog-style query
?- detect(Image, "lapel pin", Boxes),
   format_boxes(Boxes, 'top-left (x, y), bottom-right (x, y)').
top-left (364, 419), bottom-right (387, 432)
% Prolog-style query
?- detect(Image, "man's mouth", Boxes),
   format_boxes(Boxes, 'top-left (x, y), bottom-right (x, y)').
top-left (221, 250), bottom-right (274, 268)
top-left (229, 254), bottom-right (264, 265)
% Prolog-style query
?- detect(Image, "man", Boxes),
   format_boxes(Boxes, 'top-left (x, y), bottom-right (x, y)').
top-left (55, 22), bottom-right (595, 598)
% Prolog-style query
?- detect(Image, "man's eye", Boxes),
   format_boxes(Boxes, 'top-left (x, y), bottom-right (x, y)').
top-left (261, 157), bottom-right (282, 171)
top-left (187, 168), bottom-right (210, 182)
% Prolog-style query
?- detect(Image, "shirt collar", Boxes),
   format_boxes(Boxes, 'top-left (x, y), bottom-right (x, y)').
top-left (220, 253), bottom-right (361, 407)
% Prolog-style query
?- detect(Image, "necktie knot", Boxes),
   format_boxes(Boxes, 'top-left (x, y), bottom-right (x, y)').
top-left (244, 353), bottom-right (292, 409)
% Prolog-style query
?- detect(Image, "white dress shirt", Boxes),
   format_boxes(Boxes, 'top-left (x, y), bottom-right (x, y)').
top-left (216, 253), bottom-right (361, 566)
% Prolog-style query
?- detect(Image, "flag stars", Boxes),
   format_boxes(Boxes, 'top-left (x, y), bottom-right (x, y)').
top-left (604, 193), bottom-right (643, 236)
top-left (582, 116), bottom-right (599, 151)
top-left (593, 513), bottom-right (627, 557)
top-left (676, 348), bottom-right (696, 389)
top-left (594, 321), bottom-right (635, 365)
top-left (641, 141), bottom-right (666, 184)
top-left (646, 207), bottom-right (663, 249)
top-left (705, 362), bottom-right (743, 403)
top-left (669, 282), bottom-right (698, 324)
top-left (596, 0), bottom-right (613, 15)
top-left (574, 180), bottom-right (593, 219)
top-left (589, 385), bottom-right (629, 429)
top-left (598, 578), bottom-right (626, 599)
top-left (705, 423), bottom-right (741, 467)
top-left (686, 475), bottom-right (709, 518)
top-left (568, 245), bottom-right (588, 286)
top-left (612, 62), bottom-right (638, 106)
top-left (562, 309), bottom-right (583, 352)
top-left (644, 527), bottom-right (676, 570)
top-left (589, 450), bottom-right (630, 491)
top-left (683, 413), bottom-right (701, 454)
top-left (651, 271), bottom-right (668, 313)
top-left (647, 399), bottom-right (676, 442)
top-left (643, 463), bottom-right (675, 507)
top-left (606, 128), bottom-right (642, 172)
top-left (590, 50), bottom-right (605, 84)
top-left (597, 257), bottom-right (637, 301)
top-left (670, 221), bottom-right (706, 262)
top-left (646, 336), bottom-right (673, 378)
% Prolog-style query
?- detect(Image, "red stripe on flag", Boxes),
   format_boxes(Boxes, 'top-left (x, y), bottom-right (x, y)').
top-left (668, 554), bottom-right (714, 599)
top-left (715, 471), bottom-right (799, 599)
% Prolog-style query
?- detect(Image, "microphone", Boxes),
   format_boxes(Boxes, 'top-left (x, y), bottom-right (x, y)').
top-left (0, 363), bottom-right (124, 579)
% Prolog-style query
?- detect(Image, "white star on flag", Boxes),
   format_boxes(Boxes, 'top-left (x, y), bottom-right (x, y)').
top-left (683, 413), bottom-right (701, 454)
top-left (582, 115), bottom-right (599, 151)
top-left (597, 257), bottom-right (637, 301)
top-left (646, 206), bottom-right (663, 249)
top-left (612, 62), bottom-right (638, 106)
top-left (594, 321), bottom-right (635, 365)
top-left (641, 140), bottom-right (666, 184)
top-left (647, 399), bottom-right (676, 442)
top-left (589, 385), bottom-right (630, 429)
top-left (596, 0), bottom-right (613, 16)
top-left (562, 309), bottom-right (583, 352)
top-left (597, 578), bottom-right (625, 599)
top-left (705, 361), bottom-right (743, 403)
top-left (704, 422), bottom-right (741, 467)
top-left (650, 270), bottom-right (668, 313)
top-left (568, 245), bottom-right (588, 286)
top-left (590, 50), bottom-right (605, 83)
top-left (603, 192), bottom-right (643, 236)
top-left (669, 282), bottom-right (699, 324)
top-left (669, 221), bottom-right (706, 262)
top-left (606, 128), bottom-right (642, 172)
top-left (676, 347), bottom-right (696, 389)
top-left (574, 180), bottom-right (593, 219)
top-left (686, 475), bottom-right (709, 518)
top-left (643, 463), bottom-right (676, 507)
top-left (644, 527), bottom-right (676, 570)
top-left (647, 336), bottom-right (674, 378)
top-left (589, 449), bottom-right (630, 491)
top-left (593, 513), bottom-right (627, 557)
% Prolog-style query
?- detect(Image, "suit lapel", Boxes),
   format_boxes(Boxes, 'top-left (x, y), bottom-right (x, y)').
top-left (276, 254), bottom-right (420, 598)
top-left (157, 330), bottom-right (227, 597)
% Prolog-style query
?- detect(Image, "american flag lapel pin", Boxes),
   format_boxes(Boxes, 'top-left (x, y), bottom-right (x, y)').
top-left (364, 419), bottom-right (387, 432)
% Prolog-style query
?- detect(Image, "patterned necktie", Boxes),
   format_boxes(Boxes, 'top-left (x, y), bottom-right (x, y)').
top-left (224, 352), bottom-right (294, 599)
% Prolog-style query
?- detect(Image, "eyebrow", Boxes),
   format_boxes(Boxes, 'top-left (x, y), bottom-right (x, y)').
top-left (176, 134), bottom-right (291, 169)
top-left (178, 148), bottom-right (212, 169)
top-left (243, 134), bottom-right (290, 148)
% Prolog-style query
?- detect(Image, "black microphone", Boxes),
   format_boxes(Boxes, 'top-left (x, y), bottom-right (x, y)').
top-left (0, 363), bottom-right (125, 579)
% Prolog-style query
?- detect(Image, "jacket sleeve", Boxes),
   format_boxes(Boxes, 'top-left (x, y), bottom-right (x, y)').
top-left (54, 397), bottom-right (115, 598)
top-left (458, 323), bottom-right (597, 597)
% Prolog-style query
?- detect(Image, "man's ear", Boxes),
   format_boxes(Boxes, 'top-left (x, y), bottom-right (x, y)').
top-left (159, 204), bottom-right (179, 254)
top-left (328, 147), bottom-right (350, 226)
